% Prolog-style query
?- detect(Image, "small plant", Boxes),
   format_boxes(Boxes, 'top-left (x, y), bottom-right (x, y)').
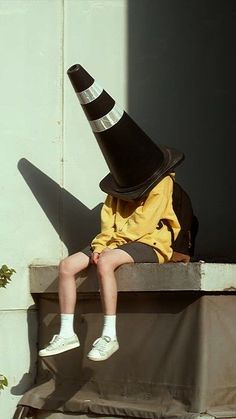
top-left (0, 264), bottom-right (15, 390)
top-left (0, 264), bottom-right (16, 288)
top-left (0, 375), bottom-right (8, 390)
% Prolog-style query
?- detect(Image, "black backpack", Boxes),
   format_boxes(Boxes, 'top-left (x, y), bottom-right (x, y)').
top-left (171, 179), bottom-right (198, 256)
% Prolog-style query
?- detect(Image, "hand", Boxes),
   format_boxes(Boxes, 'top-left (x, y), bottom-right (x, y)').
top-left (91, 252), bottom-right (100, 265)
top-left (170, 251), bottom-right (190, 263)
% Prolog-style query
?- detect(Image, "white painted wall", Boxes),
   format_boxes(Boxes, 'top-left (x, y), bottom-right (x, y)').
top-left (64, 0), bottom-right (128, 212)
top-left (0, 0), bottom-right (127, 417)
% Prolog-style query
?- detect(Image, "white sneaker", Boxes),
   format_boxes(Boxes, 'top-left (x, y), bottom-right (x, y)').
top-left (87, 336), bottom-right (119, 361)
top-left (39, 334), bottom-right (80, 357)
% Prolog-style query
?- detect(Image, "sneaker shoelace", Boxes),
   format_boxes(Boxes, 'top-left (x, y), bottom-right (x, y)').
top-left (92, 336), bottom-right (111, 354)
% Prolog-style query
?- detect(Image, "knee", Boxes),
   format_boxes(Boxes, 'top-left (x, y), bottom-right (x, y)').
top-left (58, 258), bottom-right (73, 279)
top-left (96, 254), bottom-right (115, 276)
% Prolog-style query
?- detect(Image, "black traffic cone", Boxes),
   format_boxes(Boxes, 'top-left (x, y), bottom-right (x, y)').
top-left (67, 64), bottom-right (184, 201)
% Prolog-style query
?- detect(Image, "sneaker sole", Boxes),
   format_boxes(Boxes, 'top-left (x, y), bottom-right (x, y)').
top-left (87, 344), bottom-right (119, 362)
top-left (39, 342), bottom-right (80, 357)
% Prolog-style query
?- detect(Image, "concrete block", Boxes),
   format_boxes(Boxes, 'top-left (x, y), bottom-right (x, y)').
top-left (29, 263), bottom-right (236, 294)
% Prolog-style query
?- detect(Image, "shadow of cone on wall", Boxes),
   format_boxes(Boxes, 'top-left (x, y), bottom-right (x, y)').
top-left (18, 158), bottom-right (102, 255)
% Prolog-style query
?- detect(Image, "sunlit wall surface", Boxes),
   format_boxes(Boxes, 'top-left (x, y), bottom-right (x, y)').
top-left (0, 1), bottom-right (127, 417)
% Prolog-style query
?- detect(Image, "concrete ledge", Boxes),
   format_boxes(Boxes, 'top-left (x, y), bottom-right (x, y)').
top-left (30, 263), bottom-right (236, 293)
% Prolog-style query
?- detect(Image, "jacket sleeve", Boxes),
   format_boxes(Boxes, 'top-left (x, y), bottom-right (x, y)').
top-left (114, 177), bottom-right (172, 242)
top-left (90, 195), bottom-right (116, 253)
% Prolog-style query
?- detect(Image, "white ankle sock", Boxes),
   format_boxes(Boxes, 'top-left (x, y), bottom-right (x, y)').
top-left (59, 313), bottom-right (75, 338)
top-left (102, 315), bottom-right (117, 340)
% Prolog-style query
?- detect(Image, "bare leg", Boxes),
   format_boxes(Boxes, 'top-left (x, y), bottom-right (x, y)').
top-left (96, 249), bottom-right (134, 315)
top-left (87, 249), bottom-right (134, 361)
top-left (59, 251), bottom-right (90, 314)
top-left (39, 251), bottom-right (90, 357)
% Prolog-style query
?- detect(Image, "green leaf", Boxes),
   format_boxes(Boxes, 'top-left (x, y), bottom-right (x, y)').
top-left (3, 377), bottom-right (8, 386)
top-left (0, 375), bottom-right (8, 389)
top-left (0, 264), bottom-right (15, 288)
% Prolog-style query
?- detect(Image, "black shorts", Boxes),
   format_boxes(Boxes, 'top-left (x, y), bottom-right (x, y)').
top-left (82, 242), bottom-right (158, 263)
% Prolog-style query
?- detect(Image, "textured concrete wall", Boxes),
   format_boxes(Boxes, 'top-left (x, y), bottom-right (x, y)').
top-left (0, 1), bottom-right (63, 417)
top-left (0, 1), bottom-right (127, 417)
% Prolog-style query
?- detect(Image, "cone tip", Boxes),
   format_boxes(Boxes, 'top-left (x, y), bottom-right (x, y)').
top-left (67, 64), bottom-right (81, 74)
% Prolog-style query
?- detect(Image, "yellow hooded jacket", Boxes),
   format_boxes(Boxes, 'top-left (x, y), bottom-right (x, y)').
top-left (91, 175), bottom-right (180, 263)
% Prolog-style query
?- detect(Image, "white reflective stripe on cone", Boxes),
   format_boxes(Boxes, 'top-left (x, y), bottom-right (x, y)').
top-left (89, 104), bottom-right (124, 132)
top-left (77, 81), bottom-right (103, 104)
